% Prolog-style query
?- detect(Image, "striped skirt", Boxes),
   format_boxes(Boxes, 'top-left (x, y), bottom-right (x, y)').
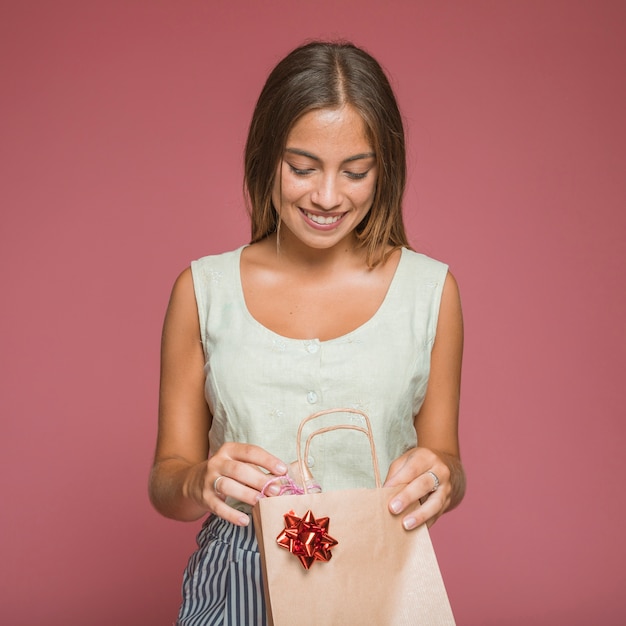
top-left (176, 515), bottom-right (267, 626)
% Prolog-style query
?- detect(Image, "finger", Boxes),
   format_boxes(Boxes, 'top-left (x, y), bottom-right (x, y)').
top-left (388, 471), bottom-right (443, 516)
top-left (384, 449), bottom-right (432, 487)
top-left (203, 475), bottom-right (260, 527)
top-left (384, 454), bottom-right (412, 486)
top-left (208, 496), bottom-right (253, 527)
top-left (400, 493), bottom-right (444, 530)
top-left (210, 472), bottom-right (276, 509)
top-left (222, 442), bottom-right (288, 477)
top-left (208, 443), bottom-right (288, 502)
top-left (216, 458), bottom-right (283, 496)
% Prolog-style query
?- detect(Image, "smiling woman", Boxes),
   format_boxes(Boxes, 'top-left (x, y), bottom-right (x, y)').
top-left (149, 40), bottom-right (465, 625)
top-left (272, 106), bottom-right (378, 249)
top-left (245, 41), bottom-right (409, 269)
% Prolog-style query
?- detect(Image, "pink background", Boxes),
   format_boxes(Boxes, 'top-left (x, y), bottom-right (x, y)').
top-left (1, 1), bottom-right (625, 624)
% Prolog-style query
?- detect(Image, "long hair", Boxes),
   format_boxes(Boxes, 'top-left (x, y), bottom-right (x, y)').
top-left (244, 41), bottom-right (409, 267)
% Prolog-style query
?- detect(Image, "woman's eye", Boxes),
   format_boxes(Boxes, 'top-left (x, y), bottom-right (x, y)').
top-left (288, 164), bottom-right (314, 176)
top-left (345, 170), bottom-right (369, 180)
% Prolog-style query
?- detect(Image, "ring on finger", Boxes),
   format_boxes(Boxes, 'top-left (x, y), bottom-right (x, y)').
top-left (426, 470), bottom-right (440, 493)
top-left (213, 475), bottom-right (226, 497)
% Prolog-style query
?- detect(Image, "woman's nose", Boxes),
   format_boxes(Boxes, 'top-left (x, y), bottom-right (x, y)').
top-left (311, 174), bottom-right (342, 210)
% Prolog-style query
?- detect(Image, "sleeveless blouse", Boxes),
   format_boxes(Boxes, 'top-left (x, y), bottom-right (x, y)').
top-left (190, 246), bottom-right (448, 512)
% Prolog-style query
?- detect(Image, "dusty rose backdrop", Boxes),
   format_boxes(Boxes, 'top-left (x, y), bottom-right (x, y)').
top-left (1, 1), bottom-right (625, 624)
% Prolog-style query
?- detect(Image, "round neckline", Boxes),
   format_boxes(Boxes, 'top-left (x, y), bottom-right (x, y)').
top-left (235, 246), bottom-right (407, 344)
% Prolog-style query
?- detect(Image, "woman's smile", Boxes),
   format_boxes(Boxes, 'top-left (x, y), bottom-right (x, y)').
top-left (300, 208), bottom-right (346, 227)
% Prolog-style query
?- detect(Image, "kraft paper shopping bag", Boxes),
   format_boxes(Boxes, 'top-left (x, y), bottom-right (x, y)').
top-left (252, 408), bottom-right (456, 626)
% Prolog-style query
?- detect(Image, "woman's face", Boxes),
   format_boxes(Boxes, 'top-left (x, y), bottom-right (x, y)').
top-left (271, 105), bottom-right (378, 253)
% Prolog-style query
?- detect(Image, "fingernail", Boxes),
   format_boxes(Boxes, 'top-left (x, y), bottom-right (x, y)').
top-left (403, 517), bottom-right (417, 530)
top-left (267, 484), bottom-right (281, 496)
top-left (238, 515), bottom-right (250, 526)
top-left (390, 499), bottom-right (402, 514)
top-left (275, 463), bottom-right (288, 474)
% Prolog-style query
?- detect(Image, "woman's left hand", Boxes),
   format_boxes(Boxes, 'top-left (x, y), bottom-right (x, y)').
top-left (384, 446), bottom-right (459, 530)
top-left (384, 271), bottom-right (466, 530)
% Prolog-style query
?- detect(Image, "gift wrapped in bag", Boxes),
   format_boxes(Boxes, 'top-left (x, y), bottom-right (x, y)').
top-left (252, 408), bottom-right (456, 626)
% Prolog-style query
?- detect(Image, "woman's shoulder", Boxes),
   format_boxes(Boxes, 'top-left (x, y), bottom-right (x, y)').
top-left (192, 245), bottom-right (246, 269)
top-left (186, 246), bottom-right (246, 306)
top-left (399, 247), bottom-right (449, 278)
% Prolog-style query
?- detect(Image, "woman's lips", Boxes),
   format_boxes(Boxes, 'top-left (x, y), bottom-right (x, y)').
top-left (301, 208), bottom-right (345, 226)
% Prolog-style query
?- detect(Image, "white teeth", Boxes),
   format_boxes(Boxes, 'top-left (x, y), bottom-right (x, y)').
top-left (304, 210), bottom-right (342, 225)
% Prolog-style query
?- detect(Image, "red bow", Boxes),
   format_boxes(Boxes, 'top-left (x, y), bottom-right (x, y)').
top-left (276, 509), bottom-right (338, 570)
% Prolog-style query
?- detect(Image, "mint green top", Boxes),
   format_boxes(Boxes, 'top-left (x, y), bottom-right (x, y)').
top-left (191, 246), bottom-right (448, 512)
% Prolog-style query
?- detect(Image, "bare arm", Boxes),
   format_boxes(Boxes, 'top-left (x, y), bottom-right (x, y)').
top-left (384, 270), bottom-right (465, 528)
top-left (148, 268), bottom-right (287, 525)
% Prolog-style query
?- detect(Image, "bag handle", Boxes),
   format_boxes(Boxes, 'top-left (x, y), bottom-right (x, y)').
top-left (296, 408), bottom-right (382, 493)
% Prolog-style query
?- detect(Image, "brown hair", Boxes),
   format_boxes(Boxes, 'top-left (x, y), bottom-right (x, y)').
top-left (244, 41), bottom-right (410, 267)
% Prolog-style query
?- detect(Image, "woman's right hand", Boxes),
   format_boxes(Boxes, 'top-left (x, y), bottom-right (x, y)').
top-left (184, 442), bottom-right (288, 526)
top-left (150, 268), bottom-right (288, 524)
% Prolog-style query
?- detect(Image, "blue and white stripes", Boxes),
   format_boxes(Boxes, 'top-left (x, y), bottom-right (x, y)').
top-left (176, 516), bottom-right (267, 626)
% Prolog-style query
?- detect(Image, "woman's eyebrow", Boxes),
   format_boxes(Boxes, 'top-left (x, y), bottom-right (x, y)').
top-left (344, 152), bottom-right (376, 163)
top-left (284, 148), bottom-right (376, 163)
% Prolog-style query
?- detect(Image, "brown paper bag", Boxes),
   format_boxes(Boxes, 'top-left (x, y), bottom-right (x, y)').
top-left (252, 409), bottom-right (456, 626)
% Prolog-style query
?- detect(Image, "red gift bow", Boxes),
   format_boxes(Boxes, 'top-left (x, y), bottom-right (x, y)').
top-left (276, 509), bottom-right (338, 570)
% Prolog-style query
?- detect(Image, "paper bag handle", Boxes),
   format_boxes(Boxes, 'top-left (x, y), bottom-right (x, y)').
top-left (296, 408), bottom-right (382, 493)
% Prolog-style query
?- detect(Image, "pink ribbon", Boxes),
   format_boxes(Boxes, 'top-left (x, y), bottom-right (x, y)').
top-left (260, 475), bottom-right (321, 497)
